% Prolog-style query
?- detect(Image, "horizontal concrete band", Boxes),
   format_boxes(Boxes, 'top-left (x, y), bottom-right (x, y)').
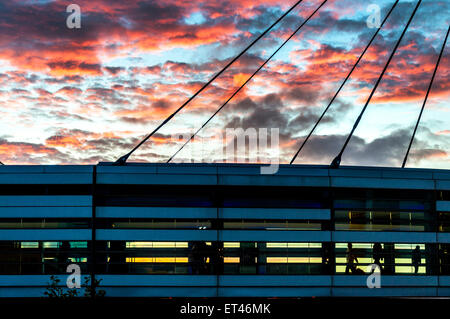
top-left (2, 275), bottom-right (449, 287)
top-left (96, 229), bottom-right (217, 241)
top-left (0, 174), bottom-right (92, 184)
top-left (0, 207), bottom-right (92, 218)
top-left (96, 174), bottom-right (445, 189)
top-left (0, 164), bottom-right (448, 190)
top-left (437, 201), bottom-right (450, 212)
top-left (4, 287), bottom-right (450, 298)
top-left (2, 229), bottom-right (448, 243)
top-left (95, 229), bottom-right (331, 242)
top-left (96, 207), bottom-right (217, 219)
top-left (0, 275), bottom-right (91, 286)
top-left (96, 207), bottom-right (331, 220)
top-left (220, 208), bottom-right (330, 220)
top-left (97, 230), bottom-right (450, 243)
top-left (0, 196), bottom-right (92, 207)
top-left (0, 166), bottom-right (93, 173)
top-left (0, 163), bottom-right (447, 178)
top-left (95, 164), bottom-right (450, 180)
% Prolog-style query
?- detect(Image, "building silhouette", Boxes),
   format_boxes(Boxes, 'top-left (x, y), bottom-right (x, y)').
top-left (0, 163), bottom-right (449, 297)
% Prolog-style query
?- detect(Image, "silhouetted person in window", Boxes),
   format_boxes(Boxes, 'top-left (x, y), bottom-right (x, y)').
top-left (109, 241), bottom-right (127, 274)
top-left (345, 243), bottom-right (358, 274)
top-left (412, 245), bottom-right (421, 274)
top-left (58, 241), bottom-right (70, 273)
top-left (208, 242), bottom-right (223, 275)
top-left (190, 242), bottom-right (208, 274)
top-left (372, 243), bottom-right (383, 273)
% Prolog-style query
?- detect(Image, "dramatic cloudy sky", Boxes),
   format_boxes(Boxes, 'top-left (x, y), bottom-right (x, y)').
top-left (0, 0), bottom-right (448, 168)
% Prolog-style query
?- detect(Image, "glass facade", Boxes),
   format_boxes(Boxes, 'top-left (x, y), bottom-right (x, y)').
top-left (334, 211), bottom-right (430, 232)
top-left (0, 185), bottom-right (448, 277)
top-left (335, 242), bottom-right (432, 275)
top-left (0, 219), bottom-right (90, 229)
top-left (0, 240), bottom-right (444, 276)
top-left (0, 241), bottom-right (89, 275)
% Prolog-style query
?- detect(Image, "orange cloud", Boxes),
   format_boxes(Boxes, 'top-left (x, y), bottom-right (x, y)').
top-left (233, 73), bottom-right (251, 87)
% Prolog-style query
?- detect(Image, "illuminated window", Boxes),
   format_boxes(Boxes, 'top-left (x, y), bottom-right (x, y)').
top-left (21, 242), bottom-right (39, 249)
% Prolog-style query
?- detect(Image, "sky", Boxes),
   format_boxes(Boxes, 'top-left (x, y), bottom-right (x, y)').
top-left (0, 0), bottom-right (448, 168)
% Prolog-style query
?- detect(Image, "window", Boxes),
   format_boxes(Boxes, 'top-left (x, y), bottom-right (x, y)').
top-left (0, 241), bottom-right (89, 275)
top-left (0, 219), bottom-right (90, 229)
top-left (335, 210), bottom-right (431, 231)
top-left (95, 241), bottom-right (330, 275)
top-left (223, 220), bottom-right (323, 231)
top-left (98, 219), bottom-right (212, 229)
top-left (335, 242), bottom-right (430, 275)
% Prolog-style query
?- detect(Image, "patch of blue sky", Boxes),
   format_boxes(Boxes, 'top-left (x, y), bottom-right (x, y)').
top-left (419, 100), bottom-right (449, 134)
top-left (257, 40), bottom-right (297, 64)
top-left (157, 114), bottom-right (201, 138)
top-left (18, 0), bottom-right (56, 5)
top-left (314, 118), bottom-right (359, 141)
top-left (319, 28), bottom-right (364, 50)
top-left (109, 40), bottom-right (240, 72)
top-left (244, 82), bottom-right (275, 98)
top-left (184, 12), bottom-right (207, 25)
top-left (204, 39), bottom-right (264, 63)
top-left (352, 101), bottom-right (422, 143)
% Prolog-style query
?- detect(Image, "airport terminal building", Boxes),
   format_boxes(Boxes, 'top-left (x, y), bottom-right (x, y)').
top-left (0, 163), bottom-right (450, 298)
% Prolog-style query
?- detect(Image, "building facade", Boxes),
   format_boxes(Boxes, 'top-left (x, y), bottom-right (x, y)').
top-left (0, 163), bottom-right (449, 297)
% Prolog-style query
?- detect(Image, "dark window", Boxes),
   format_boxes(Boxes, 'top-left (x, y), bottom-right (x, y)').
top-left (96, 185), bottom-right (214, 207)
top-left (0, 184), bottom-right (91, 195)
top-left (97, 219), bottom-right (212, 229)
top-left (0, 241), bottom-right (89, 275)
top-left (0, 219), bottom-right (90, 229)
top-left (335, 210), bottom-right (432, 232)
top-left (222, 187), bottom-right (329, 208)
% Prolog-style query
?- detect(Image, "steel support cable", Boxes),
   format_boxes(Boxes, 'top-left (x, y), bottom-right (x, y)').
top-left (402, 25), bottom-right (449, 168)
top-left (113, 0), bottom-right (306, 165)
top-left (289, 0), bottom-right (400, 165)
top-left (167, 0), bottom-right (328, 163)
top-left (330, 0), bottom-right (422, 168)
